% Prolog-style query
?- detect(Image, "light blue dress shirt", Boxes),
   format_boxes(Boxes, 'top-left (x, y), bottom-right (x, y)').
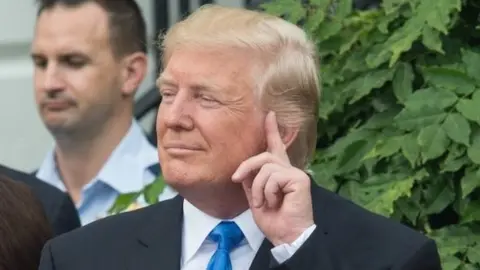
top-left (36, 119), bottom-right (177, 225)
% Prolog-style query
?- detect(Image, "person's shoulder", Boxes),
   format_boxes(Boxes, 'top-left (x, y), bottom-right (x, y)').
top-left (311, 183), bottom-right (434, 262)
top-left (0, 164), bottom-right (64, 201)
top-left (46, 197), bottom-right (177, 255)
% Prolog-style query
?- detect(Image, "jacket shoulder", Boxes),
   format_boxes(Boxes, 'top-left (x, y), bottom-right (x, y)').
top-left (312, 184), bottom-right (435, 266)
top-left (46, 197), bottom-right (177, 258)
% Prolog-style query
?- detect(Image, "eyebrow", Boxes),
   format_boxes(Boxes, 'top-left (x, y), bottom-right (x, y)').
top-left (156, 74), bottom-right (176, 88)
top-left (156, 74), bottom-right (223, 93)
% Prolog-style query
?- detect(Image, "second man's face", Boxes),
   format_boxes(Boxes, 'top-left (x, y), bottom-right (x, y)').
top-left (31, 3), bottom-right (124, 135)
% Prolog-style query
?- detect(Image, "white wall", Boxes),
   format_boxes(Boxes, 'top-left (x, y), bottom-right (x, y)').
top-left (0, 0), bottom-right (243, 172)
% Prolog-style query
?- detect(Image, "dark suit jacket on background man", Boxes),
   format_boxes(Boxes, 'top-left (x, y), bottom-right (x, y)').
top-left (0, 164), bottom-right (80, 236)
top-left (38, 182), bottom-right (441, 270)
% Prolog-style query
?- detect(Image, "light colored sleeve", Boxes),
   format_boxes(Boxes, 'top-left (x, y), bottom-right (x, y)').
top-left (270, 224), bottom-right (317, 264)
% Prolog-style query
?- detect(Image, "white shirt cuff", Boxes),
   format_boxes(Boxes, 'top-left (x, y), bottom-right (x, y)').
top-left (270, 224), bottom-right (317, 264)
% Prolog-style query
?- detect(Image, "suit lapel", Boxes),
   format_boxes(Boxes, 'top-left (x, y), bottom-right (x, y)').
top-left (125, 195), bottom-right (184, 270)
top-left (249, 239), bottom-right (273, 270)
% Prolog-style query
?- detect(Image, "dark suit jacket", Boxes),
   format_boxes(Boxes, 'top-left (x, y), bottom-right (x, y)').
top-left (0, 164), bottom-right (81, 236)
top-left (38, 182), bottom-right (442, 269)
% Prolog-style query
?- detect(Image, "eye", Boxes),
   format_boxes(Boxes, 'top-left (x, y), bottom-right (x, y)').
top-left (66, 57), bottom-right (86, 68)
top-left (201, 95), bottom-right (216, 102)
top-left (32, 57), bottom-right (47, 69)
top-left (197, 94), bottom-right (220, 108)
top-left (58, 54), bottom-right (89, 69)
top-left (160, 90), bottom-right (176, 103)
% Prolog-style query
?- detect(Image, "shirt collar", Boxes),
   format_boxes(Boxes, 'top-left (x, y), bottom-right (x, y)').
top-left (182, 199), bottom-right (265, 265)
top-left (36, 119), bottom-right (158, 194)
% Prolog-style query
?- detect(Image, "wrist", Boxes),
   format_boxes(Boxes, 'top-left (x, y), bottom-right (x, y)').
top-left (271, 222), bottom-right (315, 246)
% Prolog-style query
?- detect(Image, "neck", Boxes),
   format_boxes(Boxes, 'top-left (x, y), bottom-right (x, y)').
top-left (182, 183), bottom-right (250, 219)
top-left (54, 114), bottom-right (132, 203)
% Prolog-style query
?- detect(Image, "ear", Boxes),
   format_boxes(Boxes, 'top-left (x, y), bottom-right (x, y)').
top-left (278, 125), bottom-right (299, 148)
top-left (120, 52), bottom-right (148, 97)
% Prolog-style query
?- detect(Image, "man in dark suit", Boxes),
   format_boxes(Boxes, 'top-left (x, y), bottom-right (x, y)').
top-left (0, 164), bottom-right (80, 236)
top-left (39, 4), bottom-right (442, 270)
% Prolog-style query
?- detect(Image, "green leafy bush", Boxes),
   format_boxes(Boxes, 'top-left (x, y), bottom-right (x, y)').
top-left (259, 0), bottom-right (480, 268)
top-left (111, 0), bottom-right (480, 268)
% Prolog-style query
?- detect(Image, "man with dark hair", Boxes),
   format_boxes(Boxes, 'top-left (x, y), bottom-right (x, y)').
top-left (0, 164), bottom-right (80, 236)
top-left (31, 0), bottom-right (176, 225)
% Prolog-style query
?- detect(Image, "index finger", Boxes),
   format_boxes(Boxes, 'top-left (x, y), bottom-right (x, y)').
top-left (265, 111), bottom-right (289, 162)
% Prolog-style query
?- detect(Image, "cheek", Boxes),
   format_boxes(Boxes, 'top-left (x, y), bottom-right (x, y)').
top-left (156, 105), bottom-right (167, 134)
top-left (207, 112), bottom-right (265, 157)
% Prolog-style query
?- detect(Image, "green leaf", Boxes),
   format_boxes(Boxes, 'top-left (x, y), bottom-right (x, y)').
top-left (417, 124), bottom-right (450, 162)
top-left (467, 137), bottom-right (480, 164)
top-left (143, 176), bottom-right (166, 204)
top-left (395, 189), bottom-right (421, 226)
top-left (353, 174), bottom-right (416, 217)
top-left (401, 132), bottom-right (421, 167)
top-left (422, 66), bottom-right (477, 94)
top-left (261, 0), bottom-right (306, 24)
top-left (336, 0), bottom-right (352, 18)
top-left (466, 244), bottom-right (480, 264)
top-left (336, 139), bottom-right (374, 173)
top-left (367, 0), bottom-right (459, 67)
top-left (404, 87), bottom-right (458, 111)
top-left (317, 20), bottom-right (343, 40)
top-left (461, 200), bottom-right (480, 224)
top-left (108, 192), bottom-right (141, 214)
top-left (423, 178), bottom-right (455, 215)
top-left (422, 26), bottom-right (444, 54)
top-left (363, 108), bottom-right (401, 129)
top-left (456, 96), bottom-right (480, 125)
top-left (394, 106), bottom-right (446, 131)
top-left (462, 48), bottom-right (480, 83)
top-left (392, 62), bottom-right (414, 104)
top-left (377, 10), bottom-right (399, 33)
top-left (382, 0), bottom-right (410, 14)
top-left (304, 10), bottom-right (325, 35)
top-left (430, 225), bottom-right (472, 267)
top-left (440, 145), bottom-right (468, 173)
top-left (322, 129), bottom-right (375, 158)
top-left (420, 0), bottom-right (461, 34)
top-left (308, 0), bottom-right (331, 8)
top-left (310, 161), bottom-right (338, 191)
top-left (365, 17), bottom-right (423, 68)
top-left (442, 113), bottom-right (471, 146)
top-left (439, 256), bottom-right (463, 270)
top-left (461, 169), bottom-right (480, 198)
top-left (363, 136), bottom-right (403, 159)
top-left (346, 69), bottom-right (396, 104)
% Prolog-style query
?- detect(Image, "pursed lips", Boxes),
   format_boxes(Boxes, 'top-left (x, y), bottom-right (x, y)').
top-left (163, 142), bottom-right (203, 151)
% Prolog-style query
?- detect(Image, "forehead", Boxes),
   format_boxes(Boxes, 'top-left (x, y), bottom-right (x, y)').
top-left (32, 3), bottom-right (110, 54)
top-left (160, 47), bottom-right (256, 93)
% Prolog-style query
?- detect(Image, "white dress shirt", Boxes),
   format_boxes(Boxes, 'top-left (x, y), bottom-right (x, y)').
top-left (181, 199), bottom-right (316, 269)
top-left (36, 119), bottom-right (177, 225)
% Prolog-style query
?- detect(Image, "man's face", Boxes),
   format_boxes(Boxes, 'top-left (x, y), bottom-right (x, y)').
top-left (156, 47), bottom-right (266, 191)
top-left (31, 3), bottom-right (123, 135)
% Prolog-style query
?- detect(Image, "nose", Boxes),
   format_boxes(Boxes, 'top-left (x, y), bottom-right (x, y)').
top-left (159, 92), bottom-right (194, 131)
top-left (40, 63), bottom-right (65, 92)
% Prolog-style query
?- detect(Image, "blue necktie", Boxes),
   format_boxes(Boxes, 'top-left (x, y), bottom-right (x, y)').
top-left (207, 221), bottom-right (245, 270)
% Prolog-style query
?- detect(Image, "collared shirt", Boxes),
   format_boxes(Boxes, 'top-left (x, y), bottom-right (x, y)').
top-left (181, 199), bottom-right (316, 269)
top-left (36, 119), bottom-right (177, 225)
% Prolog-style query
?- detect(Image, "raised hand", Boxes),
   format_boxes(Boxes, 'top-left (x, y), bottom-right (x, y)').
top-left (232, 111), bottom-right (314, 246)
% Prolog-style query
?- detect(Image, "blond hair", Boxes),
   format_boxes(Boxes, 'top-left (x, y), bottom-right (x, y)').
top-left (159, 4), bottom-right (321, 168)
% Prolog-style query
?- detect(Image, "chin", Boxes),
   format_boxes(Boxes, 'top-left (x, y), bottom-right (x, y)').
top-left (161, 161), bottom-right (197, 187)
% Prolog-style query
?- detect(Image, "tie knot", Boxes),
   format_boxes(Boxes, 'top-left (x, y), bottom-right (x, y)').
top-left (208, 221), bottom-right (244, 252)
